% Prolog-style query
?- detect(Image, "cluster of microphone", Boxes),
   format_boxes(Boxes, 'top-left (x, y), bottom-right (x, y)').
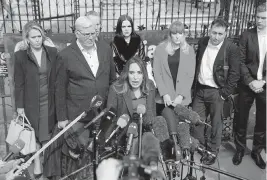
top-left (161, 105), bottom-right (215, 162)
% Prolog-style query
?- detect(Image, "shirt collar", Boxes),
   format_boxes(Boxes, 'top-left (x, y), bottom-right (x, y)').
top-left (76, 40), bottom-right (97, 52)
top-left (207, 39), bottom-right (224, 50)
top-left (257, 28), bottom-right (266, 36)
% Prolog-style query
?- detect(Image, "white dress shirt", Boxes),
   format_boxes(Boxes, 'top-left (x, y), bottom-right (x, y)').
top-left (77, 40), bottom-right (99, 77)
top-left (257, 28), bottom-right (267, 80)
top-left (198, 40), bottom-right (224, 88)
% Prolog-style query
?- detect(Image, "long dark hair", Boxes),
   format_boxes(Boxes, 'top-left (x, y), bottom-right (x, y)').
top-left (115, 14), bottom-right (135, 36)
top-left (113, 56), bottom-right (150, 94)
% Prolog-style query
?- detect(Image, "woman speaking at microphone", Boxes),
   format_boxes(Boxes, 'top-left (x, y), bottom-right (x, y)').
top-left (106, 56), bottom-right (160, 164)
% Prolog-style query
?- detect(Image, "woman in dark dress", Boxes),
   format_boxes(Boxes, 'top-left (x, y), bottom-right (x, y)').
top-left (14, 21), bottom-right (57, 178)
top-left (111, 14), bottom-right (145, 75)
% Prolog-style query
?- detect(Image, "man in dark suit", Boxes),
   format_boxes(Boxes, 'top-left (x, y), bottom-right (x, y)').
top-left (232, 3), bottom-right (266, 169)
top-left (192, 19), bottom-right (240, 165)
top-left (55, 15), bottom-right (116, 130)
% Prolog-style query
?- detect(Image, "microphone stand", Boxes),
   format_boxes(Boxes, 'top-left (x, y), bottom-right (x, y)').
top-left (182, 151), bottom-right (197, 180)
top-left (92, 127), bottom-right (98, 180)
top-left (138, 113), bottom-right (143, 158)
top-left (181, 160), bottom-right (250, 180)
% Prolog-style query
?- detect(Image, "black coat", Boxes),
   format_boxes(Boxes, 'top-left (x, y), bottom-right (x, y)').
top-left (193, 36), bottom-right (240, 99)
top-left (55, 40), bottom-right (117, 122)
top-left (14, 45), bottom-right (58, 136)
top-left (239, 27), bottom-right (266, 85)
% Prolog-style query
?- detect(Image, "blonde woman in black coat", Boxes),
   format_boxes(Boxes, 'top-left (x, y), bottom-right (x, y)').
top-left (14, 21), bottom-right (57, 178)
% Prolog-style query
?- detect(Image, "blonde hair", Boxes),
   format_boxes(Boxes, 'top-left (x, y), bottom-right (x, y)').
top-left (22, 21), bottom-right (47, 48)
top-left (167, 21), bottom-right (189, 54)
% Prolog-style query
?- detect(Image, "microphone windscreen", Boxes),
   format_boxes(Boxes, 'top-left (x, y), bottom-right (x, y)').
top-left (161, 107), bottom-right (177, 135)
top-left (10, 139), bottom-right (25, 154)
top-left (177, 122), bottom-right (191, 150)
top-left (174, 104), bottom-right (200, 124)
top-left (152, 116), bottom-right (170, 142)
top-left (141, 132), bottom-right (160, 165)
top-left (117, 114), bottom-right (130, 128)
top-left (91, 95), bottom-right (103, 108)
top-left (127, 122), bottom-right (138, 137)
top-left (137, 104), bottom-right (146, 114)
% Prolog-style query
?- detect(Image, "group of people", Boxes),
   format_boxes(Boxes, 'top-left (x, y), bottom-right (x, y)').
top-left (9, 1), bottom-right (266, 180)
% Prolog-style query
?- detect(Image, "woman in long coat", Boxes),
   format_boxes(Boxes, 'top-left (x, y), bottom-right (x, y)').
top-left (14, 21), bottom-right (57, 177)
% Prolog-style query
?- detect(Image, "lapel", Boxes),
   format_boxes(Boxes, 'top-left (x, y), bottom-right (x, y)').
top-left (43, 46), bottom-right (52, 81)
top-left (69, 41), bottom-right (94, 77)
top-left (251, 28), bottom-right (260, 63)
top-left (95, 41), bottom-right (105, 78)
top-left (162, 43), bottom-right (172, 78)
top-left (123, 90), bottom-right (134, 117)
top-left (197, 37), bottom-right (209, 67)
top-left (26, 48), bottom-right (38, 67)
top-left (175, 48), bottom-right (186, 90)
top-left (213, 39), bottom-right (227, 67)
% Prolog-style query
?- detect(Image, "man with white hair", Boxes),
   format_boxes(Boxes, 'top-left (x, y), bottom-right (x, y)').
top-left (52, 16), bottom-right (116, 179)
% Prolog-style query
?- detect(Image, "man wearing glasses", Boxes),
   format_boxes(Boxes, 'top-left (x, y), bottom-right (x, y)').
top-left (53, 16), bottom-right (116, 179)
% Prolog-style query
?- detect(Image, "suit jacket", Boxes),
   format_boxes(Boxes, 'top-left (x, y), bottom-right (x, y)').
top-left (194, 36), bottom-right (240, 99)
top-left (55, 40), bottom-right (116, 122)
top-left (239, 27), bottom-right (266, 85)
top-left (153, 40), bottom-right (196, 105)
top-left (14, 45), bottom-right (57, 134)
top-left (106, 79), bottom-right (156, 126)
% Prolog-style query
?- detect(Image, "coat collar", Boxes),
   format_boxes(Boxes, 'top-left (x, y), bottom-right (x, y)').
top-left (198, 36), bottom-right (228, 67)
top-left (123, 89), bottom-right (134, 117)
top-left (69, 40), bottom-right (105, 78)
top-left (251, 27), bottom-right (260, 62)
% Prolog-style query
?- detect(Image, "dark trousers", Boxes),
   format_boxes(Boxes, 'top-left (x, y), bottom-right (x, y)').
top-left (233, 84), bottom-right (266, 153)
top-left (191, 85), bottom-right (224, 152)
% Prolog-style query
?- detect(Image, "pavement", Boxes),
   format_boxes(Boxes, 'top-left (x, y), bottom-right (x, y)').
top-left (163, 139), bottom-right (266, 180)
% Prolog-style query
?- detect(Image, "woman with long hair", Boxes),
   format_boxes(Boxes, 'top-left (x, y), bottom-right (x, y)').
top-left (14, 21), bottom-right (57, 179)
top-left (111, 14), bottom-right (145, 75)
top-left (106, 56), bottom-right (160, 165)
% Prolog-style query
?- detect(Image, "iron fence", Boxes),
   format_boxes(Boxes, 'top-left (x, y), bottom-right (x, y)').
top-left (0, 0), bottom-right (264, 38)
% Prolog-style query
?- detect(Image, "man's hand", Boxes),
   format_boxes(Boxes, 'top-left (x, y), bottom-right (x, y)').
top-left (172, 95), bottom-right (183, 107)
top-left (58, 120), bottom-right (69, 129)
top-left (249, 80), bottom-right (265, 93)
top-left (17, 108), bottom-right (25, 116)
top-left (163, 94), bottom-right (172, 107)
top-left (96, 158), bottom-right (122, 180)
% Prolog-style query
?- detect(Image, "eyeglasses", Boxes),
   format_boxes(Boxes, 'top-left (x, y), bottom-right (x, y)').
top-left (77, 30), bottom-right (96, 38)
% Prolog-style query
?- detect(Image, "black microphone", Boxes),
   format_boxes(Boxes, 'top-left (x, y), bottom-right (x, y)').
top-left (3, 139), bottom-right (25, 161)
top-left (141, 133), bottom-right (160, 166)
top-left (137, 104), bottom-right (146, 158)
top-left (89, 95), bottom-right (104, 109)
top-left (126, 122), bottom-right (138, 155)
top-left (105, 114), bottom-right (130, 143)
top-left (189, 136), bottom-right (216, 158)
top-left (174, 104), bottom-right (211, 127)
top-left (161, 107), bottom-right (181, 161)
top-left (84, 107), bottom-right (116, 128)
